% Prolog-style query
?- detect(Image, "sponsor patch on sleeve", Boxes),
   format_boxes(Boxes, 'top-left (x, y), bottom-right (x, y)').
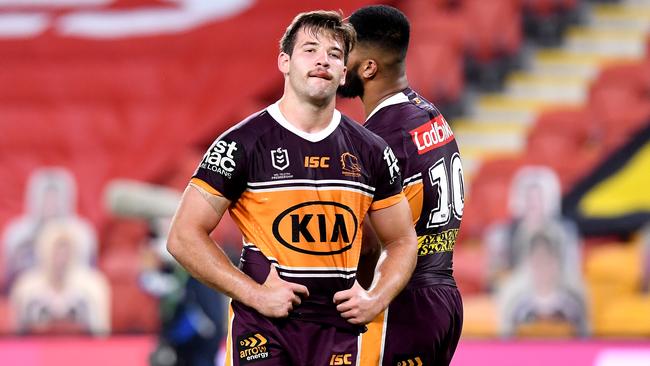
top-left (409, 115), bottom-right (455, 155)
top-left (200, 139), bottom-right (240, 179)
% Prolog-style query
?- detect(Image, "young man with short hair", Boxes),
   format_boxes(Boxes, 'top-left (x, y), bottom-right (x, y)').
top-left (167, 10), bottom-right (418, 365)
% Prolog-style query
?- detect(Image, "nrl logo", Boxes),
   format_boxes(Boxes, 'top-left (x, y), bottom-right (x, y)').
top-left (271, 147), bottom-right (290, 171)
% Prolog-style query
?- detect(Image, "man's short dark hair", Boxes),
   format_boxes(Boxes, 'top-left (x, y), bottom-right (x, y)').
top-left (280, 10), bottom-right (356, 63)
top-left (348, 5), bottom-right (410, 61)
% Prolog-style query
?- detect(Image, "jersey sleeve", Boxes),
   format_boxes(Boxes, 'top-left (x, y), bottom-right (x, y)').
top-left (365, 115), bottom-right (412, 185)
top-left (191, 134), bottom-right (247, 202)
top-left (370, 143), bottom-right (404, 211)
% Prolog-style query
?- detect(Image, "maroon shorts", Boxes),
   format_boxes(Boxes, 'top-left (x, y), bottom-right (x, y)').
top-left (224, 301), bottom-right (360, 366)
top-left (360, 285), bottom-right (463, 366)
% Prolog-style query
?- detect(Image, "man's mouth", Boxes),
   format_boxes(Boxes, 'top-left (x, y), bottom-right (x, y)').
top-left (309, 70), bottom-right (332, 80)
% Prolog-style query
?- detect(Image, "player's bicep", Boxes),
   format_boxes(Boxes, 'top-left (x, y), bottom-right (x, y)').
top-left (172, 184), bottom-right (230, 235)
top-left (361, 219), bottom-right (381, 256)
top-left (367, 198), bottom-right (416, 247)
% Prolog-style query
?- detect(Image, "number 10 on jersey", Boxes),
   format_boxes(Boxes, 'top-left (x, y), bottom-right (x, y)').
top-left (427, 153), bottom-right (464, 228)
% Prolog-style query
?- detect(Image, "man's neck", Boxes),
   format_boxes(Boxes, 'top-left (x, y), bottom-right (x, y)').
top-left (361, 74), bottom-right (409, 119)
top-left (277, 90), bottom-right (336, 133)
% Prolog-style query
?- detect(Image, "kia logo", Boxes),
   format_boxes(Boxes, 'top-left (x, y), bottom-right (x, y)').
top-left (272, 201), bottom-right (358, 256)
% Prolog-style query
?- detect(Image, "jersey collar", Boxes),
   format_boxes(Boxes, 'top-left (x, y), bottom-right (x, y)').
top-left (366, 92), bottom-right (409, 121)
top-left (267, 102), bottom-right (341, 143)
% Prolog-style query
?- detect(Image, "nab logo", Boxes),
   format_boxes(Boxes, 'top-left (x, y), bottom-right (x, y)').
top-left (272, 201), bottom-right (358, 256)
top-left (329, 353), bottom-right (352, 365)
top-left (271, 148), bottom-right (290, 171)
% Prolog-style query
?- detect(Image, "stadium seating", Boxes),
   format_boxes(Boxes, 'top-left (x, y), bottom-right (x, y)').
top-left (522, 0), bottom-right (580, 45)
top-left (406, 41), bottom-right (464, 109)
top-left (462, 157), bottom-right (525, 239)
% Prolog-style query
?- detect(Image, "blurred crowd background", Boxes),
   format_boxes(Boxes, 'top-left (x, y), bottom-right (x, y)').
top-left (1, 0), bottom-right (649, 365)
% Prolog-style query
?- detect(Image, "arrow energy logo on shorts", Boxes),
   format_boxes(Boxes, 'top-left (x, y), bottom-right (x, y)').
top-left (395, 356), bottom-right (423, 366)
top-left (237, 333), bottom-right (270, 364)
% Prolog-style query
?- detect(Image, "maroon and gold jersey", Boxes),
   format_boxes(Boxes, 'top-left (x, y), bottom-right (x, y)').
top-left (192, 103), bottom-right (403, 327)
top-left (364, 88), bottom-right (464, 288)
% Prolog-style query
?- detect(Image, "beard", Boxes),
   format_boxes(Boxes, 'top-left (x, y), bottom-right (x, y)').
top-left (337, 64), bottom-right (364, 99)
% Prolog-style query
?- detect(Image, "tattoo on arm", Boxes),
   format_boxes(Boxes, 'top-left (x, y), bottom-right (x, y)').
top-left (189, 183), bottom-right (223, 212)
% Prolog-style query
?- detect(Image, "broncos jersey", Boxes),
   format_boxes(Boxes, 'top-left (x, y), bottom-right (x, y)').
top-left (191, 102), bottom-right (404, 328)
top-left (364, 88), bottom-right (464, 288)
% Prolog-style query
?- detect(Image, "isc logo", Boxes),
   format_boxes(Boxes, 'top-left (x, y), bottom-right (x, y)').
top-left (304, 156), bottom-right (330, 168)
top-left (329, 354), bottom-right (352, 365)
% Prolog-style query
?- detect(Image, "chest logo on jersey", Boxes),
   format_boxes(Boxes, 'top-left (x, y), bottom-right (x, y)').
top-left (409, 115), bottom-right (455, 155)
top-left (341, 152), bottom-right (361, 177)
top-left (304, 156), bottom-right (330, 168)
top-left (271, 147), bottom-right (290, 171)
top-left (272, 201), bottom-right (358, 256)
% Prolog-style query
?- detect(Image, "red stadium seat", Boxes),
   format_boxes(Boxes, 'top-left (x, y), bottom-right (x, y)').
top-left (409, 9), bottom-right (471, 55)
top-left (453, 242), bottom-right (488, 294)
top-left (523, 0), bottom-right (578, 17)
top-left (336, 97), bottom-right (365, 125)
top-left (594, 61), bottom-right (650, 96)
top-left (110, 282), bottom-right (159, 333)
top-left (406, 42), bottom-right (464, 106)
top-left (400, 0), bottom-right (457, 18)
top-left (462, 157), bottom-right (526, 238)
top-left (460, 0), bottom-right (523, 62)
top-left (589, 85), bottom-right (650, 153)
top-left (525, 108), bottom-right (605, 191)
top-left (528, 108), bottom-right (593, 146)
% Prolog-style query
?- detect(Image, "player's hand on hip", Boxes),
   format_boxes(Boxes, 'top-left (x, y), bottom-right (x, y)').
top-left (255, 265), bottom-right (309, 318)
top-left (333, 280), bottom-right (381, 325)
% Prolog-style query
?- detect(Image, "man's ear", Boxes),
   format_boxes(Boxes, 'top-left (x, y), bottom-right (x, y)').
top-left (361, 59), bottom-right (378, 80)
top-left (339, 66), bottom-right (348, 86)
top-left (278, 52), bottom-right (290, 74)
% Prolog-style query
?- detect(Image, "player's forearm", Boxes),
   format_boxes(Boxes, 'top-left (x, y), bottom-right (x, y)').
top-left (166, 228), bottom-right (261, 307)
top-left (367, 235), bottom-right (417, 309)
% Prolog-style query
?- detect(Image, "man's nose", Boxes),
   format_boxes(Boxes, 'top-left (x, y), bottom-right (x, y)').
top-left (315, 50), bottom-right (330, 67)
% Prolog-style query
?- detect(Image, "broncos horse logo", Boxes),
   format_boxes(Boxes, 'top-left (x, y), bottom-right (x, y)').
top-left (340, 152), bottom-right (361, 177)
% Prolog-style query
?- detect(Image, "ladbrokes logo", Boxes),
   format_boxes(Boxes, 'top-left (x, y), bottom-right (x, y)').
top-left (238, 333), bottom-right (269, 364)
top-left (272, 201), bottom-right (358, 256)
top-left (200, 139), bottom-right (239, 178)
top-left (409, 114), bottom-right (455, 155)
